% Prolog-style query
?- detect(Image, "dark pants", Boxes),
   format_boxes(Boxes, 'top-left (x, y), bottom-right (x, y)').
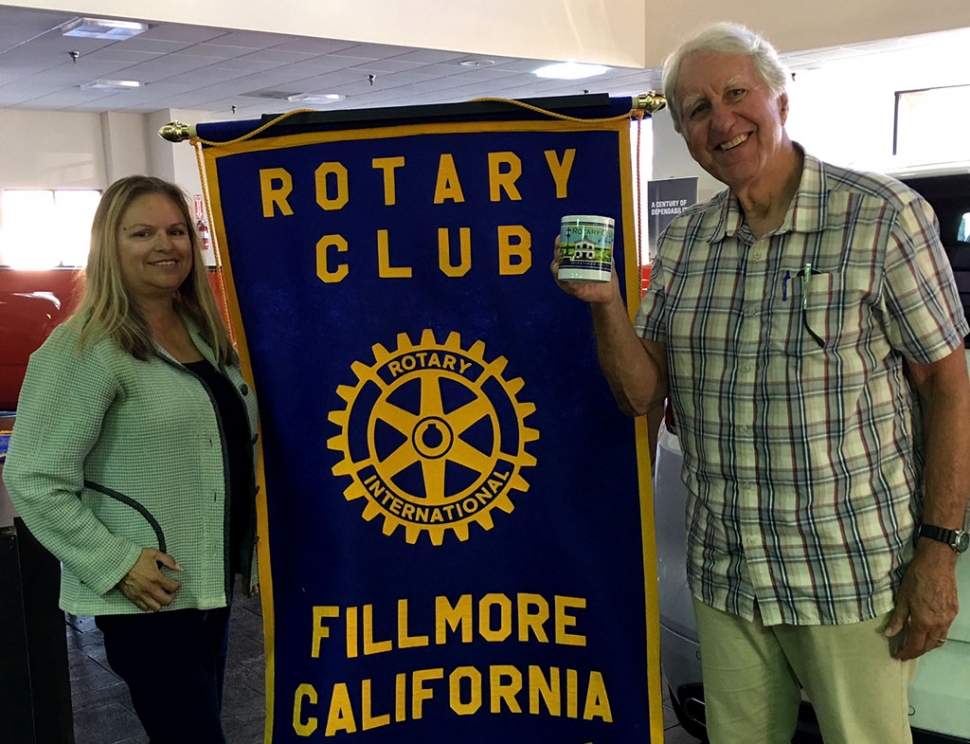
top-left (96, 605), bottom-right (232, 744)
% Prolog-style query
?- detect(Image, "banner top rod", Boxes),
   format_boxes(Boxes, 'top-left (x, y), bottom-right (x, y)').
top-left (158, 91), bottom-right (666, 144)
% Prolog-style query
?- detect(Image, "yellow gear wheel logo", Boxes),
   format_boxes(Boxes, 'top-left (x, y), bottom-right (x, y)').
top-left (327, 329), bottom-right (539, 545)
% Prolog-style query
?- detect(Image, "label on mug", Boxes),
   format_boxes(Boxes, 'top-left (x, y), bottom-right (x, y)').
top-left (558, 215), bottom-right (615, 282)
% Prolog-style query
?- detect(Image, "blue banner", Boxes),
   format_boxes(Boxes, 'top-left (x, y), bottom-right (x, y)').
top-left (201, 102), bottom-right (661, 743)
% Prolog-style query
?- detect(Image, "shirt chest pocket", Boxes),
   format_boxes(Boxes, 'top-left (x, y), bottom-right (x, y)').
top-left (768, 272), bottom-right (872, 356)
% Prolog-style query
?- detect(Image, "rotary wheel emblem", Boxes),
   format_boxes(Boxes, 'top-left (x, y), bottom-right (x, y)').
top-left (328, 329), bottom-right (538, 545)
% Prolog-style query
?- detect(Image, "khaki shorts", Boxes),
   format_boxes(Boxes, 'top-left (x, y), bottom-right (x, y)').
top-left (693, 597), bottom-right (917, 744)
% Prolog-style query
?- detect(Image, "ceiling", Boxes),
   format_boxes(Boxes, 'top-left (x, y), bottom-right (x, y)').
top-left (1, 4), bottom-right (969, 121)
top-left (0, 5), bottom-right (666, 118)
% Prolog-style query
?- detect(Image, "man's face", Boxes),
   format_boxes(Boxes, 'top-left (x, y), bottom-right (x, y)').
top-left (677, 51), bottom-right (789, 192)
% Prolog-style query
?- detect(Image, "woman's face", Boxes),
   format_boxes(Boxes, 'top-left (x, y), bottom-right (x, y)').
top-left (117, 193), bottom-right (193, 306)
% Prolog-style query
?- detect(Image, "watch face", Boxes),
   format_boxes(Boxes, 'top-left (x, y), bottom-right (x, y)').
top-left (956, 531), bottom-right (970, 553)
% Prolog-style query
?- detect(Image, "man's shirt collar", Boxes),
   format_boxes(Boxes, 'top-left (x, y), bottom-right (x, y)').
top-left (697, 145), bottom-right (828, 244)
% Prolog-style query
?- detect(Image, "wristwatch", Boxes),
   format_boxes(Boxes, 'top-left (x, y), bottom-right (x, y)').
top-left (918, 524), bottom-right (970, 554)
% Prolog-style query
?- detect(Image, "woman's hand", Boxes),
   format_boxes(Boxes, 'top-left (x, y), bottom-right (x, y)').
top-left (118, 548), bottom-right (182, 612)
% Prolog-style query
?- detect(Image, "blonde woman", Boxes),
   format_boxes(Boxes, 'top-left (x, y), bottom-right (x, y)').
top-left (4, 175), bottom-right (259, 743)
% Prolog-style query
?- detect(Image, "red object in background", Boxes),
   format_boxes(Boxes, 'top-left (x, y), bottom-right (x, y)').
top-left (0, 268), bottom-right (227, 411)
top-left (194, 194), bottom-right (213, 253)
top-left (640, 264), bottom-right (652, 296)
top-left (197, 219), bottom-right (213, 253)
top-left (0, 270), bottom-right (79, 410)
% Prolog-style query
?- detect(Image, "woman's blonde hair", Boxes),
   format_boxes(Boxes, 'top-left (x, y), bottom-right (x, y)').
top-left (72, 175), bottom-right (236, 365)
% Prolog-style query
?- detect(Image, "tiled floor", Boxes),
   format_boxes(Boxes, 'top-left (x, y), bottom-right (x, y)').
top-left (67, 587), bottom-right (701, 743)
top-left (661, 689), bottom-right (705, 743)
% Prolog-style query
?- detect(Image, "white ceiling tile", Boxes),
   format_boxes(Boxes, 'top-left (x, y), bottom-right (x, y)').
top-left (314, 53), bottom-right (386, 69)
top-left (0, 6), bottom-right (73, 30)
top-left (175, 43), bottom-right (252, 60)
top-left (332, 42), bottom-right (413, 60)
top-left (165, 85), bottom-right (238, 108)
top-left (267, 58), bottom-right (363, 79)
top-left (0, 78), bottom-right (60, 94)
top-left (386, 49), bottom-right (470, 64)
top-left (209, 30), bottom-right (295, 49)
top-left (2, 32), bottom-right (111, 59)
top-left (235, 49), bottom-right (318, 65)
top-left (211, 58), bottom-right (285, 73)
top-left (0, 43), bottom-right (91, 69)
top-left (27, 61), bottom-right (135, 84)
top-left (80, 48), bottom-right (163, 64)
top-left (138, 24), bottom-right (229, 44)
top-left (450, 68), bottom-right (527, 84)
top-left (488, 59), bottom-right (552, 73)
top-left (173, 66), bottom-right (251, 85)
top-left (268, 38), bottom-right (360, 54)
top-left (119, 56), bottom-right (218, 83)
top-left (24, 88), bottom-right (118, 106)
top-left (229, 69), bottom-right (315, 90)
top-left (112, 37), bottom-right (197, 55)
top-left (348, 59), bottom-right (428, 73)
top-left (0, 90), bottom-right (42, 106)
top-left (362, 70), bottom-right (444, 86)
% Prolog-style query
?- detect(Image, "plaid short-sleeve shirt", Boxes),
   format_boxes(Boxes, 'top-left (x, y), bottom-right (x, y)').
top-left (636, 151), bottom-right (968, 626)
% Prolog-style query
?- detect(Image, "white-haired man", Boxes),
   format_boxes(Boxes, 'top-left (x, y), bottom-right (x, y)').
top-left (554, 22), bottom-right (970, 744)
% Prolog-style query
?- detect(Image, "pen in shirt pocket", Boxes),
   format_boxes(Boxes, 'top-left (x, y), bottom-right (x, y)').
top-left (797, 263), bottom-right (822, 308)
top-left (782, 270), bottom-right (791, 302)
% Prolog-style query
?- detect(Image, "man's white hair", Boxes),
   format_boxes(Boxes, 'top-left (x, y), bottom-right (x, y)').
top-left (662, 22), bottom-right (790, 134)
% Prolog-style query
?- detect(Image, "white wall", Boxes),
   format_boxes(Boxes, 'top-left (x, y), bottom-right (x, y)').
top-left (647, 0), bottom-right (970, 64)
top-left (0, 106), bottom-right (214, 195)
top-left (0, 109), bottom-right (108, 189)
top-left (100, 111), bottom-right (149, 182)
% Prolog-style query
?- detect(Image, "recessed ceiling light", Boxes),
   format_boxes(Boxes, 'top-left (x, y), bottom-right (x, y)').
top-left (61, 17), bottom-right (148, 40)
top-left (79, 79), bottom-right (143, 91)
top-left (286, 93), bottom-right (345, 104)
top-left (460, 59), bottom-right (495, 68)
top-left (533, 62), bottom-right (610, 80)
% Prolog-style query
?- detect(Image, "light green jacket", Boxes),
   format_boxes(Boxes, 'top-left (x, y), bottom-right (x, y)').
top-left (3, 316), bottom-right (259, 616)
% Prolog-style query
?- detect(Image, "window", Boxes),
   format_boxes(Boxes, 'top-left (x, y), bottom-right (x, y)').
top-left (894, 84), bottom-right (970, 164)
top-left (0, 189), bottom-right (101, 269)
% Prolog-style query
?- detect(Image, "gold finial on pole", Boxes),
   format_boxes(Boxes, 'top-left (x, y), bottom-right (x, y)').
top-left (635, 92), bottom-right (666, 114)
top-left (158, 121), bottom-right (196, 142)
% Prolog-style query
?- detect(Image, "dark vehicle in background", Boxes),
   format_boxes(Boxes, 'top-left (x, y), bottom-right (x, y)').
top-left (654, 169), bottom-right (970, 743)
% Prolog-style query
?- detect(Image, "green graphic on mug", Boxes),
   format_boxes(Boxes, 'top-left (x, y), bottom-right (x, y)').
top-left (558, 215), bottom-right (615, 282)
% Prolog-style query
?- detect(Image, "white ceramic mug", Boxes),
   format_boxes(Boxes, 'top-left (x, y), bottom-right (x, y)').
top-left (558, 215), bottom-right (615, 282)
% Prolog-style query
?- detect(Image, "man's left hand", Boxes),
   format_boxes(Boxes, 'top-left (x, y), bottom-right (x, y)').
top-left (885, 541), bottom-right (959, 660)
